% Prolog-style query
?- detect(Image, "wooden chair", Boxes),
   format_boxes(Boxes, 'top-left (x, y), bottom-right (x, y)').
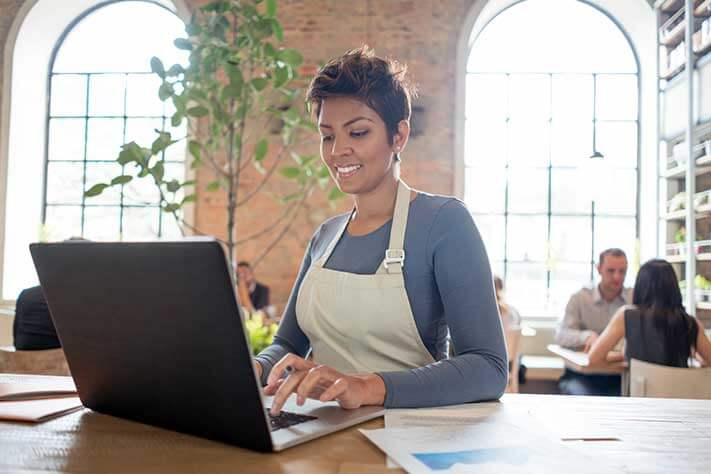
top-left (0, 346), bottom-right (70, 376)
top-left (505, 327), bottom-right (522, 393)
top-left (629, 358), bottom-right (711, 399)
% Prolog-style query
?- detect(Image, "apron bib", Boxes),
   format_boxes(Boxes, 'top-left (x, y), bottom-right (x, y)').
top-left (296, 180), bottom-right (435, 373)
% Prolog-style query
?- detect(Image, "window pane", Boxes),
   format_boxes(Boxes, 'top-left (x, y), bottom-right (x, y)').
top-left (48, 119), bottom-right (85, 161)
top-left (596, 74), bottom-right (637, 121)
top-left (593, 217), bottom-right (636, 266)
top-left (466, 74), bottom-right (508, 121)
top-left (508, 120), bottom-right (550, 167)
top-left (550, 216), bottom-right (592, 262)
top-left (161, 213), bottom-right (183, 239)
top-left (508, 168), bottom-right (548, 213)
top-left (123, 174), bottom-right (160, 205)
top-left (506, 262), bottom-right (547, 310)
top-left (551, 168), bottom-right (591, 214)
top-left (552, 74), bottom-right (593, 121)
top-left (507, 215), bottom-right (547, 261)
top-left (163, 118), bottom-right (187, 162)
top-left (472, 214), bottom-right (505, 261)
top-left (549, 263), bottom-right (592, 310)
top-left (509, 74), bottom-right (550, 121)
top-left (465, 167), bottom-right (506, 213)
top-left (44, 206), bottom-right (82, 241)
top-left (84, 162), bottom-right (122, 205)
top-left (83, 207), bottom-right (120, 241)
top-left (490, 261), bottom-right (505, 280)
top-left (126, 74), bottom-right (163, 117)
top-left (125, 118), bottom-right (164, 149)
top-left (464, 118), bottom-right (507, 167)
top-left (550, 119), bottom-right (592, 166)
top-left (593, 169), bottom-right (636, 215)
top-left (89, 74), bottom-right (126, 116)
top-left (596, 121), bottom-right (637, 168)
top-left (50, 75), bottom-right (86, 116)
top-left (46, 162), bottom-right (84, 204)
top-left (86, 118), bottom-right (124, 161)
top-left (123, 207), bottom-right (159, 241)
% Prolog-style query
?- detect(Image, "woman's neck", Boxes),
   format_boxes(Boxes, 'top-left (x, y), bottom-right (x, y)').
top-left (352, 174), bottom-right (399, 223)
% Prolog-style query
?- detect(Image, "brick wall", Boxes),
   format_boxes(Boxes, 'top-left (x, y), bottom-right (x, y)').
top-left (0, 0), bottom-right (478, 313)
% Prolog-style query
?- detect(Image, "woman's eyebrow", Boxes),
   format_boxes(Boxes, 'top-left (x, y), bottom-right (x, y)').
top-left (319, 116), bottom-right (375, 129)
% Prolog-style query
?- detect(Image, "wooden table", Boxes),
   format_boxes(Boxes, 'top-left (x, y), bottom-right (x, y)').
top-left (1, 394), bottom-right (710, 473)
top-left (548, 343), bottom-right (627, 374)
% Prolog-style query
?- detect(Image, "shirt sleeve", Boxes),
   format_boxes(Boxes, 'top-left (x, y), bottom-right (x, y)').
top-left (377, 200), bottom-right (508, 408)
top-left (554, 293), bottom-right (592, 349)
top-left (253, 233), bottom-right (316, 385)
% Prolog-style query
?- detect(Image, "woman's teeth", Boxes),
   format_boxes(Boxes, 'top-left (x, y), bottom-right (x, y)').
top-left (336, 164), bottom-right (362, 177)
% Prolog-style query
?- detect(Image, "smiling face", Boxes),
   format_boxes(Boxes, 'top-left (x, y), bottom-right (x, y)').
top-left (318, 96), bottom-right (406, 196)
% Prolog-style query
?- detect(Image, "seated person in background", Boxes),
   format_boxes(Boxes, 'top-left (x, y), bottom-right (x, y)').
top-left (13, 285), bottom-right (60, 350)
top-left (589, 259), bottom-right (711, 367)
top-left (237, 261), bottom-right (270, 311)
top-left (555, 248), bottom-right (632, 396)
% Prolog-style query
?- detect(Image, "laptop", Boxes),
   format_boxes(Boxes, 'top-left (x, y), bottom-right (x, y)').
top-left (29, 239), bottom-right (384, 452)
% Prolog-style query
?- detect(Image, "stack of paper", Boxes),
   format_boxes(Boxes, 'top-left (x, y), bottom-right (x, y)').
top-left (0, 373), bottom-right (82, 422)
top-left (361, 402), bottom-right (618, 474)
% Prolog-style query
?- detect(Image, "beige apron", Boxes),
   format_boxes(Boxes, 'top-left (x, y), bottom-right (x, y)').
top-left (295, 180), bottom-right (436, 374)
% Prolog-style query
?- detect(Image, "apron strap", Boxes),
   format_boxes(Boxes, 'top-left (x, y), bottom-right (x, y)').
top-left (315, 207), bottom-right (355, 268)
top-left (380, 180), bottom-right (411, 275)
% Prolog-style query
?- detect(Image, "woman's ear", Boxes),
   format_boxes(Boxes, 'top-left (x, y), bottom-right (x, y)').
top-left (392, 120), bottom-right (410, 154)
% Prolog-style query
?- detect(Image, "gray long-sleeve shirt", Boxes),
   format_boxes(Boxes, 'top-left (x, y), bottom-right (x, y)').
top-left (555, 285), bottom-right (632, 349)
top-left (254, 193), bottom-right (508, 408)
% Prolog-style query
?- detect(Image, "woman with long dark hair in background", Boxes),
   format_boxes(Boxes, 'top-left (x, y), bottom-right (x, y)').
top-left (589, 259), bottom-right (711, 367)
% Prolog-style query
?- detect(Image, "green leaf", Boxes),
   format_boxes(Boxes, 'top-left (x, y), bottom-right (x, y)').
top-left (158, 82), bottom-right (173, 101)
top-left (166, 64), bottom-right (184, 76)
top-left (171, 113), bottom-right (184, 127)
top-left (251, 77), bottom-right (268, 92)
top-left (280, 167), bottom-right (300, 179)
top-left (84, 183), bottom-right (109, 197)
top-left (150, 57), bottom-right (165, 78)
top-left (207, 180), bottom-right (221, 192)
top-left (266, 0), bottom-right (277, 17)
top-left (118, 149), bottom-right (136, 165)
top-left (273, 64), bottom-right (290, 88)
top-left (263, 42), bottom-right (277, 58)
top-left (270, 19), bottom-right (283, 41)
top-left (181, 194), bottom-right (196, 204)
top-left (152, 161), bottom-right (165, 181)
top-left (174, 38), bottom-right (193, 50)
top-left (110, 175), bottom-right (133, 185)
top-left (187, 105), bottom-right (209, 117)
top-left (166, 180), bottom-right (181, 193)
top-left (188, 140), bottom-right (201, 161)
top-left (279, 49), bottom-right (303, 68)
top-left (328, 186), bottom-right (346, 201)
top-left (317, 165), bottom-right (331, 178)
top-left (221, 82), bottom-right (242, 99)
top-left (255, 139), bottom-right (268, 162)
top-left (163, 203), bottom-right (181, 213)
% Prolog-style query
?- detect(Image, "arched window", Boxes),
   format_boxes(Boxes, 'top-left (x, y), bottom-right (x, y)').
top-left (1, 0), bottom-right (187, 301)
top-left (464, 0), bottom-right (640, 314)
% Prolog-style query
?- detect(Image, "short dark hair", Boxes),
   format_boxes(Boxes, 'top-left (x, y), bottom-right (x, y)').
top-left (306, 45), bottom-right (416, 150)
top-left (598, 248), bottom-right (626, 266)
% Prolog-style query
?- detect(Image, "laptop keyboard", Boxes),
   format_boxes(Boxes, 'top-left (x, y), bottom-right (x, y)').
top-left (267, 409), bottom-right (317, 432)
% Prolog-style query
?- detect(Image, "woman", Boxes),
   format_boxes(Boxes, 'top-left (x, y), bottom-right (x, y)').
top-left (494, 276), bottom-right (521, 333)
top-left (589, 259), bottom-right (711, 367)
top-left (254, 47), bottom-right (507, 414)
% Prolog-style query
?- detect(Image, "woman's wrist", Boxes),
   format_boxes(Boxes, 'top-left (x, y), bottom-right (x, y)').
top-left (356, 373), bottom-right (386, 406)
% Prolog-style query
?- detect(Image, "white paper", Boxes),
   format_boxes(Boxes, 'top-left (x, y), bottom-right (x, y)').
top-left (363, 418), bottom-right (613, 474)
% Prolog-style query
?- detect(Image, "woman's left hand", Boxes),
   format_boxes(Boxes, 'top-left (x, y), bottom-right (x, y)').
top-left (266, 363), bottom-right (385, 415)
